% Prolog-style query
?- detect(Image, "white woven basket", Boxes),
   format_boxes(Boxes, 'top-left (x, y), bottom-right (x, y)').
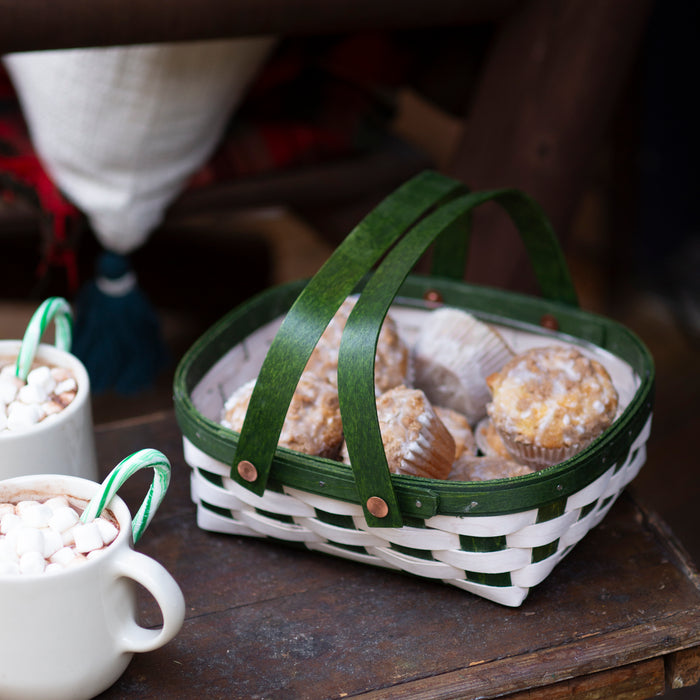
top-left (174, 172), bottom-right (655, 606)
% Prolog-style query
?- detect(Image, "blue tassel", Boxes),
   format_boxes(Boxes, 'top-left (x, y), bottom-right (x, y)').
top-left (72, 251), bottom-right (170, 395)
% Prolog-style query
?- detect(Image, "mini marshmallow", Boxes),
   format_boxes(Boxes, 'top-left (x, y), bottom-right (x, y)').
top-left (50, 367), bottom-right (72, 383)
top-left (16, 527), bottom-right (44, 556)
top-left (0, 560), bottom-right (20, 576)
top-left (42, 529), bottom-right (64, 559)
top-left (44, 496), bottom-right (70, 511)
top-left (55, 377), bottom-right (77, 394)
top-left (0, 495), bottom-right (117, 576)
top-left (19, 550), bottom-right (46, 575)
top-left (50, 546), bottom-right (77, 567)
top-left (48, 506), bottom-right (79, 533)
top-left (20, 502), bottom-right (53, 529)
top-left (7, 401), bottom-right (44, 431)
top-left (0, 512), bottom-right (21, 535)
top-left (0, 374), bottom-right (20, 404)
top-left (0, 363), bottom-right (78, 434)
top-left (15, 500), bottom-right (40, 516)
top-left (95, 518), bottom-right (119, 546)
top-left (65, 552), bottom-right (88, 568)
top-left (0, 539), bottom-right (18, 563)
top-left (17, 383), bottom-right (48, 405)
top-left (86, 548), bottom-right (106, 561)
top-left (72, 522), bottom-right (103, 554)
top-left (26, 365), bottom-right (55, 393)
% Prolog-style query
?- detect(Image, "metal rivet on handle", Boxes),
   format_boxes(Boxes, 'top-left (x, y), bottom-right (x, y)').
top-left (366, 496), bottom-right (389, 518)
top-left (540, 313), bottom-right (559, 331)
top-left (423, 289), bottom-right (443, 304)
top-left (237, 460), bottom-right (258, 482)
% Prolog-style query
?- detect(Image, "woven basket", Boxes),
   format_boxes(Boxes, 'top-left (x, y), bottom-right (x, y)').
top-left (173, 171), bottom-right (654, 607)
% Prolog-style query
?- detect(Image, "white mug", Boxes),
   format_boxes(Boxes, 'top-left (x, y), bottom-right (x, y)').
top-left (0, 340), bottom-right (98, 481)
top-left (0, 473), bottom-right (185, 700)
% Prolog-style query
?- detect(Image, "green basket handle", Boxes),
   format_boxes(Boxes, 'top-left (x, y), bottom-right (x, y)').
top-left (231, 172), bottom-right (578, 526)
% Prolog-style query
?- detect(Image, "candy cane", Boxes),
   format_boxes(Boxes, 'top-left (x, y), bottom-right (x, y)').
top-left (81, 449), bottom-right (171, 543)
top-left (15, 297), bottom-right (73, 381)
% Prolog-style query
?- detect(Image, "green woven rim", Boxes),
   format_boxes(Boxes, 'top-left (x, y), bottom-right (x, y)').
top-left (173, 274), bottom-right (654, 518)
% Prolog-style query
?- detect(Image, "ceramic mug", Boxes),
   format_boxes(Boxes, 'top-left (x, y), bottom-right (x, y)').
top-left (0, 473), bottom-right (185, 700)
top-left (0, 340), bottom-right (98, 481)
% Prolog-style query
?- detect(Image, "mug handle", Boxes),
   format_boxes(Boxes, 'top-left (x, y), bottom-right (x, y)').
top-left (112, 548), bottom-right (185, 653)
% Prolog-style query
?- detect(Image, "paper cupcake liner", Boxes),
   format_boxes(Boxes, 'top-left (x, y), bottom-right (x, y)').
top-left (474, 418), bottom-right (516, 460)
top-left (412, 308), bottom-right (513, 424)
top-left (497, 432), bottom-right (584, 470)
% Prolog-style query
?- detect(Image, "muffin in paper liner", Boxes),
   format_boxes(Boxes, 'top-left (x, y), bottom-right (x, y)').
top-left (412, 307), bottom-right (514, 425)
top-left (485, 345), bottom-right (619, 470)
top-left (304, 297), bottom-right (410, 395)
top-left (448, 454), bottom-right (534, 482)
top-left (435, 405), bottom-right (477, 460)
top-left (341, 385), bottom-right (455, 480)
top-left (475, 417), bottom-right (516, 460)
top-left (222, 373), bottom-right (344, 460)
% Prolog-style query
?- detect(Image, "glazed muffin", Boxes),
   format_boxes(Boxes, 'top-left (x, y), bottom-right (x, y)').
top-left (474, 417), bottom-right (515, 460)
top-left (341, 385), bottom-right (455, 480)
top-left (412, 307), bottom-right (513, 424)
top-left (304, 297), bottom-right (409, 394)
top-left (435, 405), bottom-right (477, 461)
top-left (448, 454), bottom-right (534, 482)
top-left (222, 373), bottom-right (344, 459)
top-left (486, 345), bottom-right (619, 469)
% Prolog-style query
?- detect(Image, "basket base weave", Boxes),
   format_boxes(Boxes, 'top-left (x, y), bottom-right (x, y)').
top-left (184, 413), bottom-right (651, 607)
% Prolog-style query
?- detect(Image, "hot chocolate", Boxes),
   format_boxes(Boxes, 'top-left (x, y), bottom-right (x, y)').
top-left (0, 358), bottom-right (78, 434)
top-left (0, 495), bottom-right (118, 576)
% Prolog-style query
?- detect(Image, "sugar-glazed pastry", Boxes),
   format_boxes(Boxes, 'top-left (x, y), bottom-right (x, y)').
top-left (412, 307), bottom-right (513, 424)
top-left (304, 297), bottom-right (409, 394)
top-left (340, 385), bottom-right (455, 480)
top-left (486, 345), bottom-right (619, 469)
top-left (435, 405), bottom-right (477, 461)
top-left (474, 417), bottom-right (515, 460)
top-left (222, 373), bottom-right (344, 459)
top-left (448, 455), bottom-right (534, 482)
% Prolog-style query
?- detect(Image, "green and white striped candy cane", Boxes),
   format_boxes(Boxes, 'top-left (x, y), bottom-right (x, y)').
top-left (15, 296), bottom-right (73, 381)
top-left (81, 448), bottom-right (171, 543)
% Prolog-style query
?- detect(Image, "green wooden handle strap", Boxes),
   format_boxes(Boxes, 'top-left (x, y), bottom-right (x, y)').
top-left (232, 171), bottom-right (579, 526)
top-left (339, 188), bottom-right (578, 526)
top-left (232, 170), bottom-right (467, 495)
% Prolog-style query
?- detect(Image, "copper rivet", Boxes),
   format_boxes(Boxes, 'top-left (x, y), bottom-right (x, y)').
top-left (367, 496), bottom-right (389, 518)
top-left (237, 460), bottom-right (258, 482)
top-left (540, 313), bottom-right (559, 331)
top-left (423, 289), bottom-right (443, 304)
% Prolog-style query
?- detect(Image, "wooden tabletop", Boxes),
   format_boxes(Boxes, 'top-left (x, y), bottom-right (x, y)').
top-left (94, 410), bottom-right (700, 699)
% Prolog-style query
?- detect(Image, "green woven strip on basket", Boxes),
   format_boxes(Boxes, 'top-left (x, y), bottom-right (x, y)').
top-left (532, 542), bottom-right (559, 563)
top-left (390, 542), bottom-right (437, 561)
top-left (536, 499), bottom-right (566, 523)
top-left (578, 502), bottom-right (598, 520)
top-left (459, 534), bottom-right (508, 553)
top-left (464, 570), bottom-right (513, 588)
top-left (233, 170), bottom-right (467, 496)
top-left (314, 510), bottom-right (356, 529)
